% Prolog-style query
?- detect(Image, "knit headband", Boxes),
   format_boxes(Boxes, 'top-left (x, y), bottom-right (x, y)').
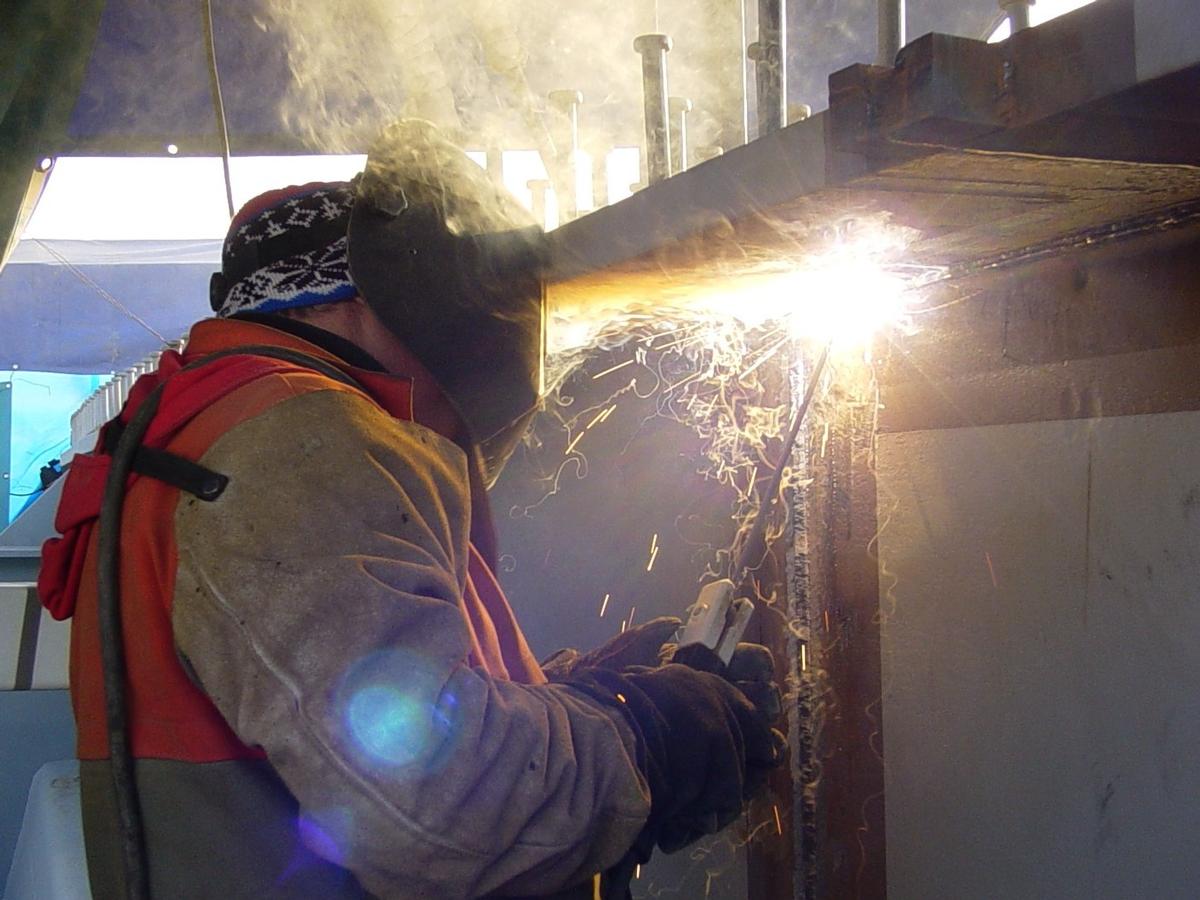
top-left (211, 181), bottom-right (358, 317)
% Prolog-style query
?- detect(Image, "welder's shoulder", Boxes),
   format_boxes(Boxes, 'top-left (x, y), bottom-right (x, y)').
top-left (187, 370), bottom-right (472, 510)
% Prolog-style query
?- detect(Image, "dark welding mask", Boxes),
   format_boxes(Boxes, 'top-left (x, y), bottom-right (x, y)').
top-left (347, 120), bottom-right (548, 486)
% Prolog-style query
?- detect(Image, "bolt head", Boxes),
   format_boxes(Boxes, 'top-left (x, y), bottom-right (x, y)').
top-left (549, 89), bottom-right (584, 107)
top-left (633, 33), bottom-right (672, 54)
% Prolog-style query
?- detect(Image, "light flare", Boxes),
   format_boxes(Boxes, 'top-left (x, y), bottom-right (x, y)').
top-left (336, 648), bottom-right (460, 771)
top-left (547, 219), bottom-right (924, 359)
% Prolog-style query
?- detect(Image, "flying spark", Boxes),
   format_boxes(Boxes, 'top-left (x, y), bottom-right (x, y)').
top-left (584, 406), bottom-right (610, 430)
top-left (599, 593), bottom-right (610, 617)
top-left (591, 358), bottom-right (634, 380)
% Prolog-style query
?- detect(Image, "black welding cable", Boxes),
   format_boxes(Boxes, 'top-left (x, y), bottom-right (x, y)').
top-left (95, 346), bottom-right (364, 900)
top-left (202, 0), bottom-right (236, 218)
top-left (98, 383), bottom-right (165, 900)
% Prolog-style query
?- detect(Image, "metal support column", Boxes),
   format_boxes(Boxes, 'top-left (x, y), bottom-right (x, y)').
top-left (1001, 0), bottom-right (1034, 33)
top-left (877, 0), bottom-right (905, 67)
top-left (634, 34), bottom-right (674, 184)
top-left (750, 0), bottom-right (787, 135)
top-left (669, 96), bottom-right (693, 173)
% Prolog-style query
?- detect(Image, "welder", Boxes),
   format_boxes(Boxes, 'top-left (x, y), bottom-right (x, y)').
top-left (39, 120), bottom-right (786, 900)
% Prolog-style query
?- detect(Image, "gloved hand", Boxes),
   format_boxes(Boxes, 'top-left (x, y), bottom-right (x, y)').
top-left (541, 617), bottom-right (681, 681)
top-left (672, 641), bottom-right (784, 727)
top-left (657, 641), bottom-right (786, 847)
top-left (566, 658), bottom-right (786, 859)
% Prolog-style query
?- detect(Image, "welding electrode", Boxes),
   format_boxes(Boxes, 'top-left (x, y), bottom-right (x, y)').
top-left (633, 33), bottom-right (673, 185)
top-left (678, 343), bottom-right (831, 662)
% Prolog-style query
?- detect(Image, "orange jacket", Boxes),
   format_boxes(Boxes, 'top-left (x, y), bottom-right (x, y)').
top-left (43, 317), bottom-right (545, 764)
top-left (40, 317), bottom-right (646, 899)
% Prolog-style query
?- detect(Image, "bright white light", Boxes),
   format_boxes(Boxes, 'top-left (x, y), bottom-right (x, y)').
top-left (165, 143), bottom-right (179, 156)
top-left (713, 225), bottom-right (915, 345)
top-left (546, 221), bottom-right (918, 357)
top-left (606, 147), bottom-right (641, 205)
top-left (573, 149), bottom-right (595, 212)
top-left (24, 157), bottom-right (233, 239)
top-left (22, 155), bottom-right (367, 240)
top-left (988, 0), bottom-right (1097, 42)
top-left (775, 264), bottom-right (910, 344)
top-left (226, 155), bottom-right (366, 208)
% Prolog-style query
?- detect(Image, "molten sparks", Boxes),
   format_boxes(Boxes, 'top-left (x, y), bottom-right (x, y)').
top-left (599, 593), bottom-right (610, 617)
top-left (985, 551), bottom-right (998, 588)
top-left (773, 804), bottom-right (783, 835)
top-left (592, 358), bottom-right (634, 380)
top-left (646, 534), bottom-right (660, 572)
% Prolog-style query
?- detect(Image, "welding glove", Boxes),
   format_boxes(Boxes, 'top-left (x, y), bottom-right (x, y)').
top-left (541, 616), bottom-right (682, 681)
top-left (567, 659), bottom-right (785, 859)
top-left (673, 641), bottom-right (784, 725)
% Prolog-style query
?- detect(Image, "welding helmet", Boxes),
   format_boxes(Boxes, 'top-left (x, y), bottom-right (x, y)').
top-left (347, 120), bottom-right (548, 485)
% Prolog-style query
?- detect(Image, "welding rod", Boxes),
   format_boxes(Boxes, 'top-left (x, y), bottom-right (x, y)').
top-left (732, 341), bottom-right (830, 582)
top-left (633, 34), bottom-right (673, 185)
top-left (877, 0), bottom-right (906, 67)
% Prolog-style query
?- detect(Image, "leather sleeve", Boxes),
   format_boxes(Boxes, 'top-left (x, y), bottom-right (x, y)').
top-left (171, 387), bottom-right (650, 899)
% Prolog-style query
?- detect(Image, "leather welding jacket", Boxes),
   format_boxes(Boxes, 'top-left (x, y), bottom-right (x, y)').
top-left (42, 317), bottom-right (650, 899)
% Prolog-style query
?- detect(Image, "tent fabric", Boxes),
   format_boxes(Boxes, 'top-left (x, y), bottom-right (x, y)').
top-left (63, 0), bottom-right (417, 156)
top-left (0, 249), bottom-right (210, 373)
top-left (9, 239), bottom-right (222, 267)
top-left (0, 0), bottom-right (106, 269)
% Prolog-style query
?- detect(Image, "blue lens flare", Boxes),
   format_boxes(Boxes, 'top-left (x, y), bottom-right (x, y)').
top-left (296, 811), bottom-right (349, 867)
top-left (347, 685), bottom-right (426, 766)
top-left (336, 648), bottom-right (461, 772)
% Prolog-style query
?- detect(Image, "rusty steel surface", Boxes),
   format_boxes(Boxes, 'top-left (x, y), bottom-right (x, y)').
top-left (539, 4), bottom-right (1200, 898)
top-left (549, 0), bottom-right (1200, 315)
top-left (877, 222), bottom-right (1200, 432)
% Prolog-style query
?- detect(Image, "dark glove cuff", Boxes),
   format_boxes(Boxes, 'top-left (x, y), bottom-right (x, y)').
top-left (564, 668), bottom-right (676, 859)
